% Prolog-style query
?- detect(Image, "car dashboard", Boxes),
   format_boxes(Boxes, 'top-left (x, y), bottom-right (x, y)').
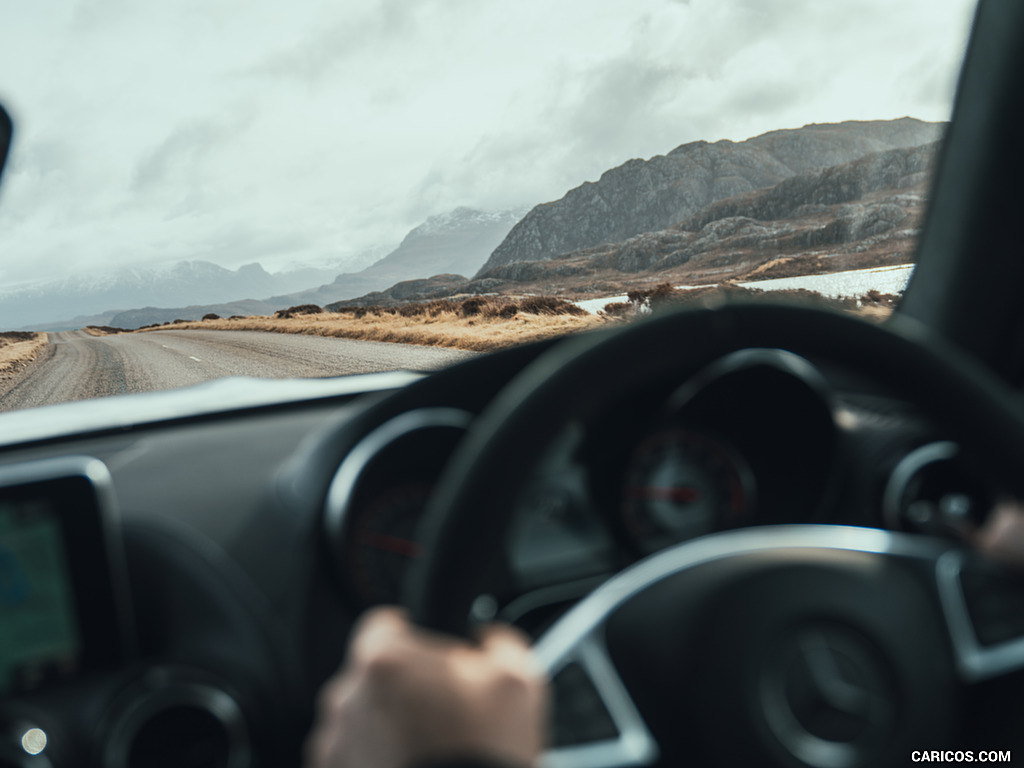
top-left (0, 335), bottom-right (999, 768)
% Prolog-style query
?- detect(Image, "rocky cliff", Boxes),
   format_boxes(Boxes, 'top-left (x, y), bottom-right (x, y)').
top-left (478, 118), bottom-right (943, 275)
top-left (466, 141), bottom-right (936, 296)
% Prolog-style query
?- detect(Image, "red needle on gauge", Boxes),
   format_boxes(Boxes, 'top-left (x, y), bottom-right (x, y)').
top-left (357, 531), bottom-right (423, 558)
top-left (629, 486), bottom-right (701, 503)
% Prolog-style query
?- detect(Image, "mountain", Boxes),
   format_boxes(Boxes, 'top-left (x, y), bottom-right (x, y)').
top-left (4, 205), bottom-right (525, 331)
top-left (475, 141), bottom-right (936, 284)
top-left (332, 140), bottom-right (936, 309)
top-left (110, 137), bottom-right (938, 325)
top-left (0, 260), bottom-right (341, 331)
top-left (274, 206), bottom-right (526, 307)
top-left (63, 207), bottom-right (526, 330)
top-left (314, 206), bottom-right (526, 302)
top-left (478, 118), bottom-right (944, 275)
top-left (11, 119), bottom-right (941, 331)
top-left (355, 207), bottom-right (526, 285)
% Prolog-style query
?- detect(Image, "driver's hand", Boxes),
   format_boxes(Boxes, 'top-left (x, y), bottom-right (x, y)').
top-left (305, 606), bottom-right (548, 768)
top-left (973, 498), bottom-right (1024, 567)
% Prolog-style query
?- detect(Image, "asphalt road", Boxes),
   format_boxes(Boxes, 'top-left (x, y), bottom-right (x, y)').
top-left (0, 329), bottom-right (475, 412)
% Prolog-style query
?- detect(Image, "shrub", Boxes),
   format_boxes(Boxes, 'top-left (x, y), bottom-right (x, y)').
top-left (425, 300), bottom-right (455, 317)
top-left (202, 313), bottom-right (221, 321)
top-left (274, 304), bottom-right (323, 319)
top-left (647, 283), bottom-right (679, 310)
top-left (861, 290), bottom-right (900, 307)
top-left (601, 302), bottom-right (632, 318)
top-left (518, 296), bottom-right (587, 316)
top-left (82, 325), bottom-right (129, 334)
top-left (459, 297), bottom-right (488, 317)
top-left (398, 303), bottom-right (425, 317)
top-left (491, 303), bottom-right (519, 319)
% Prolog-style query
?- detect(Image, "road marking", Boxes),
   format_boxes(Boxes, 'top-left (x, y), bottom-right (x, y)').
top-left (189, 356), bottom-right (202, 362)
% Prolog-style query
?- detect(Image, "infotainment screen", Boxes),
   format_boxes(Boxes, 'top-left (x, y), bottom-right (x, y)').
top-left (0, 457), bottom-right (133, 696)
top-left (0, 498), bottom-right (81, 693)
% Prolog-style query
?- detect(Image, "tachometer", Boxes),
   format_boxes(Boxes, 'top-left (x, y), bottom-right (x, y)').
top-left (345, 482), bottom-right (430, 606)
top-left (621, 428), bottom-right (754, 552)
top-left (323, 408), bottom-right (471, 606)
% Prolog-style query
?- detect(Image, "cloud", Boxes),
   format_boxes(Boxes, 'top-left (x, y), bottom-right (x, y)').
top-left (241, 0), bottom-right (459, 85)
top-left (400, 0), bottom-right (974, 230)
top-left (132, 120), bottom-right (233, 193)
top-left (0, 0), bottom-right (979, 289)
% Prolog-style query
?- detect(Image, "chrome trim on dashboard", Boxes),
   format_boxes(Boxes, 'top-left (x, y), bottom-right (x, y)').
top-left (882, 440), bottom-right (959, 530)
top-left (0, 371), bottom-right (424, 448)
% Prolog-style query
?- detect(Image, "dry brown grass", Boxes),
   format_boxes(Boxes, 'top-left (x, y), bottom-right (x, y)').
top-left (83, 325), bottom-right (128, 336)
top-left (617, 283), bottom-right (898, 321)
top-left (0, 332), bottom-right (49, 379)
top-left (133, 286), bottom-right (898, 348)
top-left (137, 297), bottom-right (606, 352)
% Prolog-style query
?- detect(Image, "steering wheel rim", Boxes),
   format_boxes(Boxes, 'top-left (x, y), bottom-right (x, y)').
top-left (407, 302), bottom-right (1024, 634)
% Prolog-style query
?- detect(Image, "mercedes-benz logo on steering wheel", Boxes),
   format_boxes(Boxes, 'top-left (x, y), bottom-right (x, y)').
top-left (759, 621), bottom-right (896, 768)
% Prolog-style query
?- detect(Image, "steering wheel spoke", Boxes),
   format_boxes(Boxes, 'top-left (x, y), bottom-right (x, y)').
top-left (539, 633), bottom-right (658, 768)
top-left (936, 549), bottom-right (1024, 682)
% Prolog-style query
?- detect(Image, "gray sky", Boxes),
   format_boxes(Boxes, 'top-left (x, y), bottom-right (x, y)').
top-left (0, 0), bottom-right (977, 287)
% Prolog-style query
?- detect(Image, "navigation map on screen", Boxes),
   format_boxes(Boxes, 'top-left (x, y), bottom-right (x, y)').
top-left (0, 500), bottom-right (81, 694)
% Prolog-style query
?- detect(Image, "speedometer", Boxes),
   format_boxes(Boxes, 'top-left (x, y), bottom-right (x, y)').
top-left (621, 428), bottom-right (754, 552)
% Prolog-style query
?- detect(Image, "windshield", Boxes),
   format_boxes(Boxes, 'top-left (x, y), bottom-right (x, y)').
top-left (0, 1), bottom-right (975, 414)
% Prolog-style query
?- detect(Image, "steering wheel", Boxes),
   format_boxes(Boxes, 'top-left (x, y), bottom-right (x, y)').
top-left (406, 303), bottom-right (1024, 767)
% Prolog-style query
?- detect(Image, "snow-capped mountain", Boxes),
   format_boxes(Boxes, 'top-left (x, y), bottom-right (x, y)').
top-left (340, 206), bottom-right (528, 289)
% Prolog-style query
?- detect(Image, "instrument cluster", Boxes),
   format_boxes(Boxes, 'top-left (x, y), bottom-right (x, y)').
top-left (322, 348), bottom-right (850, 611)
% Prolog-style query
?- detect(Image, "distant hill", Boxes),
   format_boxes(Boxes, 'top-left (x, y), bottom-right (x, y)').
top-left (325, 275), bottom-right (471, 310)
top-left (9, 205), bottom-right (525, 331)
top-left (81, 207), bottom-right (525, 329)
top-left (0, 260), bottom-right (340, 331)
top-left (478, 118), bottom-right (944, 275)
